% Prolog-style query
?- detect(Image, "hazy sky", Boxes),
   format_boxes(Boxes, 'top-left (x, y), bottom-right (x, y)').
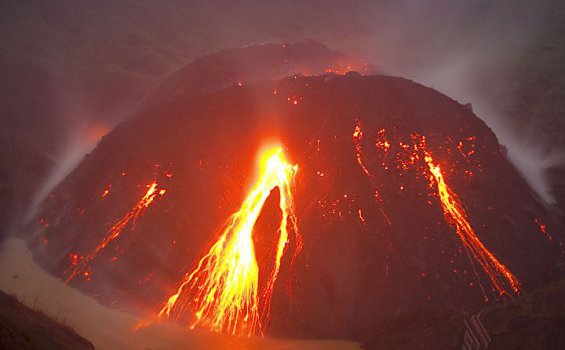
top-left (0, 0), bottom-right (560, 229)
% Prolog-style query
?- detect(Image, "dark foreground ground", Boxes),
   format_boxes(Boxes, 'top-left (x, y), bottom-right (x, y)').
top-left (1, 273), bottom-right (564, 350)
top-left (0, 291), bottom-right (94, 350)
top-left (363, 266), bottom-right (565, 350)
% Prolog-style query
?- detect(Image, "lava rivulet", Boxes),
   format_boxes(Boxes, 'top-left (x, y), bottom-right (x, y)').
top-left (424, 152), bottom-right (520, 297)
top-left (535, 218), bottom-right (552, 241)
top-left (65, 181), bottom-right (166, 283)
top-left (159, 146), bottom-right (300, 337)
top-left (352, 121), bottom-right (520, 299)
top-left (353, 119), bottom-right (371, 177)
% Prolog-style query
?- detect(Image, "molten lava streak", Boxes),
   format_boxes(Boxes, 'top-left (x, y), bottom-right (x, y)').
top-left (159, 147), bottom-right (300, 337)
top-left (353, 119), bottom-right (371, 177)
top-left (424, 153), bottom-right (520, 297)
top-left (352, 121), bottom-right (520, 299)
top-left (65, 181), bottom-right (166, 284)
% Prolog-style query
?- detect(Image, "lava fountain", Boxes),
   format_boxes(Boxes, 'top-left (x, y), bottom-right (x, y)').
top-left (159, 146), bottom-right (300, 336)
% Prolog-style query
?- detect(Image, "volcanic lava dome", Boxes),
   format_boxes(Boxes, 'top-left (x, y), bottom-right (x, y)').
top-left (29, 45), bottom-right (562, 340)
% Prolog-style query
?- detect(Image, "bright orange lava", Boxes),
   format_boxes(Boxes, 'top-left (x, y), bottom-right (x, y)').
top-left (65, 181), bottom-right (165, 284)
top-left (159, 146), bottom-right (300, 337)
top-left (424, 153), bottom-right (520, 297)
top-left (353, 120), bottom-right (520, 299)
top-left (353, 119), bottom-right (371, 177)
top-left (535, 217), bottom-right (552, 240)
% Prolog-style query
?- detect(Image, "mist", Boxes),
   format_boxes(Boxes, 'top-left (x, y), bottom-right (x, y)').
top-left (1, 0), bottom-right (564, 348)
top-left (0, 238), bottom-right (360, 349)
top-left (2, 0), bottom-right (558, 224)
top-left (356, 0), bottom-right (560, 203)
top-left (25, 118), bottom-right (109, 222)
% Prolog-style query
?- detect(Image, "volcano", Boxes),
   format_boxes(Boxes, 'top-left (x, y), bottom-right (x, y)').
top-left (28, 44), bottom-right (563, 341)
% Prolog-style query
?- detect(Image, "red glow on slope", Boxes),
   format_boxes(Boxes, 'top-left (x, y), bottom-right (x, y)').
top-left (323, 60), bottom-right (369, 75)
top-left (358, 208), bottom-right (366, 225)
top-left (287, 95), bottom-right (302, 106)
top-left (100, 184), bottom-right (111, 199)
top-left (356, 121), bottom-right (520, 299)
top-left (353, 119), bottom-right (371, 177)
top-left (534, 218), bottom-right (552, 240)
top-left (65, 181), bottom-right (166, 284)
top-left (424, 152), bottom-right (520, 297)
top-left (159, 146), bottom-right (300, 337)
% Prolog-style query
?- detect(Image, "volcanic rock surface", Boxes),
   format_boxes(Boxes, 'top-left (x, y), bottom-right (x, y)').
top-left (29, 65), bottom-right (563, 340)
top-left (146, 39), bottom-right (370, 107)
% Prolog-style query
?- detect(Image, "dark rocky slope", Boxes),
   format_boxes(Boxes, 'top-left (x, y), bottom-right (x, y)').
top-left (0, 291), bottom-right (94, 350)
top-left (362, 266), bottom-right (565, 350)
top-left (30, 72), bottom-right (563, 340)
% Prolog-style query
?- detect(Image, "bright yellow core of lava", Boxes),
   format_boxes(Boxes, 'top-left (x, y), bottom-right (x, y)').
top-left (159, 146), bottom-right (300, 337)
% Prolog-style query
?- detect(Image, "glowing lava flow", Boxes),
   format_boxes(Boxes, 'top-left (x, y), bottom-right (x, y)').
top-left (353, 119), bottom-right (371, 177)
top-left (352, 121), bottom-right (393, 228)
top-left (424, 153), bottom-right (520, 297)
top-left (65, 181), bottom-right (166, 283)
top-left (535, 218), bottom-right (552, 241)
top-left (357, 120), bottom-right (520, 299)
top-left (159, 147), bottom-right (300, 337)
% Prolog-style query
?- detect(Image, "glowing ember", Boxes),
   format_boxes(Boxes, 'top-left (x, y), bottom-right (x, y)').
top-left (324, 66), bottom-right (352, 75)
top-left (357, 208), bottom-right (366, 224)
top-left (65, 181), bottom-right (166, 284)
top-left (100, 184), bottom-right (111, 199)
top-left (286, 95), bottom-right (302, 106)
top-left (352, 122), bottom-right (394, 229)
top-left (323, 60), bottom-right (369, 75)
top-left (424, 152), bottom-right (520, 297)
top-left (356, 120), bottom-right (521, 299)
top-left (534, 218), bottom-right (552, 240)
top-left (353, 119), bottom-right (371, 177)
top-left (159, 146), bottom-right (300, 337)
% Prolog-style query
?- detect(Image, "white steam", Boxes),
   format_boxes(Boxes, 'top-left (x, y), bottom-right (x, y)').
top-left (25, 118), bottom-right (109, 222)
top-left (361, 0), bottom-right (560, 204)
top-left (418, 64), bottom-right (563, 204)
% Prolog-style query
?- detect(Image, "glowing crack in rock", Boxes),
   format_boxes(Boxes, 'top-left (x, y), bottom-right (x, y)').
top-left (159, 146), bottom-right (300, 337)
top-left (65, 181), bottom-right (166, 284)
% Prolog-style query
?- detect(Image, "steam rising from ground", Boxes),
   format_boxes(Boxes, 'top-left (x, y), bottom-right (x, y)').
top-left (404, 61), bottom-right (564, 204)
top-left (362, 0), bottom-right (561, 204)
top-left (26, 119), bottom-right (109, 222)
top-left (24, 0), bottom-right (562, 210)
top-left (0, 1), bottom-right (562, 347)
top-left (1, 0), bottom-right (558, 218)
top-left (0, 238), bottom-right (360, 350)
